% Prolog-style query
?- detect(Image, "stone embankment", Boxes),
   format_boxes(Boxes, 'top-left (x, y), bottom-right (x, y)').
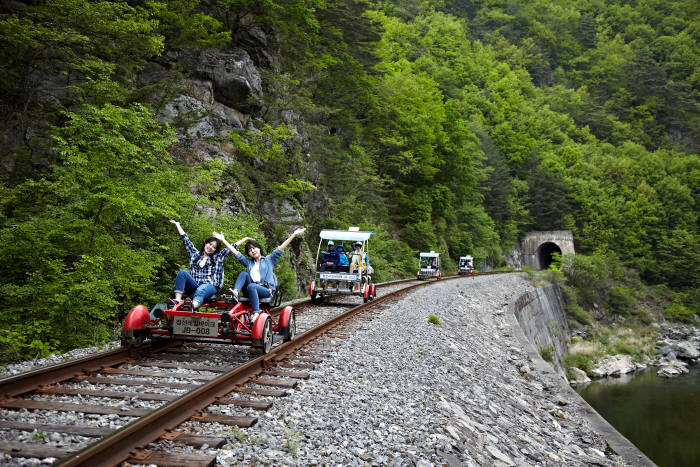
top-left (212, 274), bottom-right (651, 465)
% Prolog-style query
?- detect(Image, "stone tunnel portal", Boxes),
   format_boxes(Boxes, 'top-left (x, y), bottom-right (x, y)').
top-left (516, 231), bottom-right (575, 270)
top-left (537, 242), bottom-right (562, 270)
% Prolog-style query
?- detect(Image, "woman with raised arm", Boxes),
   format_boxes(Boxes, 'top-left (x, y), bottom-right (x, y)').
top-left (168, 219), bottom-right (232, 310)
top-left (213, 227), bottom-right (306, 323)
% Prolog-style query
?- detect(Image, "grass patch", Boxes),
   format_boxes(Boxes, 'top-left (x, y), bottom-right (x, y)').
top-left (284, 428), bottom-right (303, 456)
top-left (568, 339), bottom-right (603, 356)
top-left (567, 302), bottom-right (593, 325)
top-left (576, 325), bottom-right (655, 361)
top-left (428, 314), bottom-right (442, 325)
top-left (540, 345), bottom-right (555, 362)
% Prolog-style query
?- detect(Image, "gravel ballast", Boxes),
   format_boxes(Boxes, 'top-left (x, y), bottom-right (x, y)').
top-left (212, 274), bottom-right (638, 466)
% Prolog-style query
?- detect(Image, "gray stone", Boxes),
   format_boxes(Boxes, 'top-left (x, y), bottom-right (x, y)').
top-left (567, 367), bottom-right (591, 385)
top-left (671, 342), bottom-right (700, 359)
top-left (181, 48), bottom-right (262, 113)
top-left (591, 354), bottom-right (636, 377)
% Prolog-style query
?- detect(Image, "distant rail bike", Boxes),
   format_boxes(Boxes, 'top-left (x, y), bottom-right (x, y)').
top-left (308, 228), bottom-right (376, 303)
top-left (417, 251), bottom-right (441, 280)
top-left (458, 255), bottom-right (475, 275)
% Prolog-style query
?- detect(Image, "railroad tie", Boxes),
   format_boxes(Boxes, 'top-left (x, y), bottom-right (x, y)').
top-left (263, 369), bottom-right (310, 379)
top-left (213, 398), bottom-right (272, 410)
top-left (36, 386), bottom-right (177, 401)
top-left (286, 356), bottom-right (323, 364)
top-left (255, 376), bottom-right (298, 388)
top-left (233, 386), bottom-right (288, 397)
top-left (82, 376), bottom-right (199, 390)
top-left (127, 449), bottom-right (217, 467)
top-left (131, 361), bottom-right (234, 373)
top-left (0, 399), bottom-right (150, 417)
top-left (276, 361), bottom-right (315, 370)
top-left (101, 367), bottom-right (215, 381)
top-left (0, 441), bottom-right (73, 460)
top-left (191, 412), bottom-right (257, 427)
top-left (160, 431), bottom-right (227, 448)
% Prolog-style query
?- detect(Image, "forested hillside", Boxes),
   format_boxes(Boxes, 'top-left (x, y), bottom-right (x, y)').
top-left (0, 0), bottom-right (697, 362)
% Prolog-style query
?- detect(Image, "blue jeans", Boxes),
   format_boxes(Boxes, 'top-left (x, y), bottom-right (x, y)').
top-left (173, 270), bottom-right (217, 304)
top-left (234, 271), bottom-right (272, 312)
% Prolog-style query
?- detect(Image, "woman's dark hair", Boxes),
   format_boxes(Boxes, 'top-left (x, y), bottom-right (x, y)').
top-left (245, 239), bottom-right (264, 257)
top-left (200, 237), bottom-right (221, 256)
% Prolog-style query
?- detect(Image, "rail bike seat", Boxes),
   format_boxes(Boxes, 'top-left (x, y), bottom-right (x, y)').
top-left (220, 274), bottom-right (283, 307)
top-left (232, 289), bottom-right (283, 308)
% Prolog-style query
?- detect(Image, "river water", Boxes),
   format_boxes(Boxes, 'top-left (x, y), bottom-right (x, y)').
top-left (575, 365), bottom-right (700, 467)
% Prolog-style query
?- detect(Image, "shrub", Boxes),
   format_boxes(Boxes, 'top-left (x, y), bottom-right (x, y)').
top-left (664, 300), bottom-right (696, 323)
top-left (548, 321), bottom-right (560, 337)
top-left (567, 302), bottom-right (593, 325)
top-left (284, 429), bottom-right (302, 456)
top-left (543, 267), bottom-right (564, 284)
top-left (607, 286), bottom-right (636, 315)
top-left (428, 314), bottom-right (442, 325)
top-left (564, 352), bottom-right (594, 375)
top-left (633, 307), bottom-right (654, 325)
top-left (559, 253), bottom-right (610, 308)
top-left (589, 328), bottom-right (611, 346)
top-left (610, 340), bottom-right (644, 358)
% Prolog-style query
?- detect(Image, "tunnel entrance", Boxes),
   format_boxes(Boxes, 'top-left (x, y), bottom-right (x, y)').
top-left (537, 242), bottom-right (562, 270)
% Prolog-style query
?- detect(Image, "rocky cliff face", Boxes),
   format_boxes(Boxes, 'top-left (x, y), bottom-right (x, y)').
top-left (135, 42), bottom-right (313, 221)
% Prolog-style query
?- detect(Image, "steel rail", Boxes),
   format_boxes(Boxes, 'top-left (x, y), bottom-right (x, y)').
top-left (0, 341), bottom-right (176, 398)
top-left (58, 275), bottom-right (475, 466)
top-left (47, 272), bottom-right (512, 465)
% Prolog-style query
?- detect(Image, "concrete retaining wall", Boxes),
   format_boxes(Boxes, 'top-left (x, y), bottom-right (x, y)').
top-left (508, 284), bottom-right (655, 466)
top-left (513, 284), bottom-right (570, 376)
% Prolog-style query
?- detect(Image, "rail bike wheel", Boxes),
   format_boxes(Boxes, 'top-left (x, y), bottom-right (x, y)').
top-left (252, 318), bottom-right (273, 354)
top-left (282, 310), bottom-right (296, 342)
top-left (120, 329), bottom-right (146, 347)
top-left (310, 293), bottom-right (324, 304)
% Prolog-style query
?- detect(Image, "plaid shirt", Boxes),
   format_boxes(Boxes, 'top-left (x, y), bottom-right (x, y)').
top-left (181, 234), bottom-right (231, 289)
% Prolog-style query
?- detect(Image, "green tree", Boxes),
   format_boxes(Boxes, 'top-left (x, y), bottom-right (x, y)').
top-left (0, 104), bottom-right (206, 360)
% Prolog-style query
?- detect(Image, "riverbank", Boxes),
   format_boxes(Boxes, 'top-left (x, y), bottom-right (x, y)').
top-left (566, 323), bottom-right (700, 384)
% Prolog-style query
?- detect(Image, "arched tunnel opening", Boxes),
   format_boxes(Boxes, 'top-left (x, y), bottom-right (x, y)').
top-left (537, 242), bottom-right (562, 270)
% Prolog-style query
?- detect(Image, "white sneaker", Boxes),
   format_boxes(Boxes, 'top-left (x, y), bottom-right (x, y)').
top-left (226, 288), bottom-right (239, 302)
top-left (249, 312), bottom-right (259, 324)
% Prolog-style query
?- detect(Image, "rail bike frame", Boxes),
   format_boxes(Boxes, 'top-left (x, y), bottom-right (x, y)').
top-left (121, 295), bottom-right (295, 354)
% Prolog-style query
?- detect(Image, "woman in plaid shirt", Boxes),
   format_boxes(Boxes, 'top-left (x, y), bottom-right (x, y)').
top-left (169, 219), bottom-right (232, 310)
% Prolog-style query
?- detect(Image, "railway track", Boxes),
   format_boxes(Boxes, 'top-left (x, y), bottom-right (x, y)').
top-left (0, 274), bottom-right (496, 466)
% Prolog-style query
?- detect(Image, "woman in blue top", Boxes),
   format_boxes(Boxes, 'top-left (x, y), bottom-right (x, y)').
top-left (213, 227), bottom-right (305, 322)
